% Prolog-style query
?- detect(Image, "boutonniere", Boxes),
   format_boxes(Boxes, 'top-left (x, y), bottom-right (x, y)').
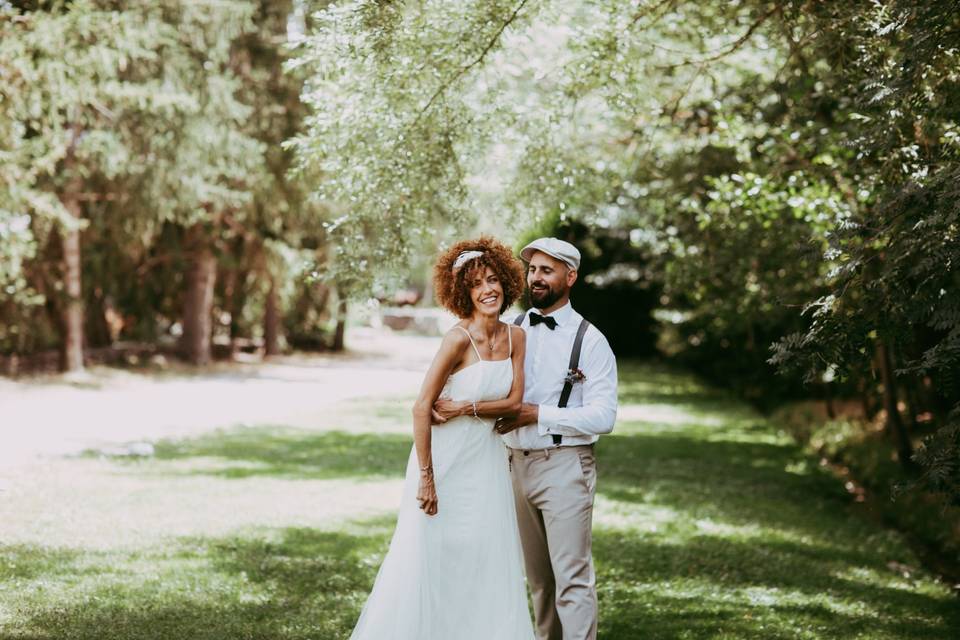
top-left (564, 368), bottom-right (587, 385)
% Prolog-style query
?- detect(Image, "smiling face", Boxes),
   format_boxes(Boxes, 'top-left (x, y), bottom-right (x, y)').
top-left (527, 251), bottom-right (577, 313)
top-left (467, 265), bottom-right (505, 317)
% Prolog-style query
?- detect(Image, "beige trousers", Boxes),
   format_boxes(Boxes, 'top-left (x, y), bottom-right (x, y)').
top-left (509, 444), bottom-right (597, 640)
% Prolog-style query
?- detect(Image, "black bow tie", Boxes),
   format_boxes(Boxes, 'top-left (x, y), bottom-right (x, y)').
top-left (529, 313), bottom-right (557, 330)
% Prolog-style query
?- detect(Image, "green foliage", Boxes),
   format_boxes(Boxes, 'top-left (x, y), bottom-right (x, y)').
top-left (289, 0), bottom-right (960, 501)
top-left (0, 1), bottom-right (325, 358)
top-left (291, 0), bottom-right (538, 293)
top-left (765, 0), bottom-right (960, 501)
top-left (0, 1), bottom-right (173, 289)
top-left (288, 1), bottom-right (826, 390)
top-left (0, 0), bottom-right (257, 345)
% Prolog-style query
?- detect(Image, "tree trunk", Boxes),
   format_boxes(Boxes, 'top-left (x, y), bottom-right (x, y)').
top-left (86, 288), bottom-right (113, 349)
top-left (224, 236), bottom-right (252, 358)
top-left (876, 340), bottom-right (916, 471)
top-left (180, 229), bottom-right (217, 365)
top-left (894, 343), bottom-right (921, 432)
top-left (264, 274), bottom-right (281, 357)
top-left (903, 377), bottom-right (922, 432)
top-left (59, 186), bottom-right (85, 372)
top-left (824, 381), bottom-right (836, 420)
top-left (221, 265), bottom-right (240, 359)
top-left (332, 295), bottom-right (347, 352)
top-left (855, 374), bottom-right (877, 420)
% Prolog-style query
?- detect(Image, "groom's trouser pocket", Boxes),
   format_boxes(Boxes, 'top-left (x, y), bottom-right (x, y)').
top-left (575, 447), bottom-right (597, 497)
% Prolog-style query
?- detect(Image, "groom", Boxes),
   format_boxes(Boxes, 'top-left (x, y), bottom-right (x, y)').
top-left (494, 237), bottom-right (618, 640)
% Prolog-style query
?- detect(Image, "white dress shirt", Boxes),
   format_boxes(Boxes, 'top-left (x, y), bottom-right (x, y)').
top-left (502, 301), bottom-right (618, 450)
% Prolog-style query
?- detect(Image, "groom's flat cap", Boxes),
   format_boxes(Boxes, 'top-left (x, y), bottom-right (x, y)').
top-left (520, 237), bottom-right (581, 270)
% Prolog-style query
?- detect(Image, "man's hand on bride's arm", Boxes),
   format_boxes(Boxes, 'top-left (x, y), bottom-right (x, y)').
top-left (431, 399), bottom-right (467, 424)
top-left (494, 403), bottom-right (539, 435)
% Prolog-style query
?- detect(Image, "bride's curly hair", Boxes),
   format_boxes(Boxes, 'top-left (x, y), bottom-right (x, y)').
top-left (433, 236), bottom-right (526, 319)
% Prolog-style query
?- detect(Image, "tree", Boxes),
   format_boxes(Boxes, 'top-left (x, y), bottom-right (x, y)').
top-left (292, 0), bottom-right (959, 501)
top-left (769, 0), bottom-right (960, 497)
top-left (231, 0), bottom-right (318, 357)
top-left (0, 2), bottom-right (194, 371)
top-left (290, 0), bottom-right (538, 294)
top-left (1, 1), bottom-right (327, 369)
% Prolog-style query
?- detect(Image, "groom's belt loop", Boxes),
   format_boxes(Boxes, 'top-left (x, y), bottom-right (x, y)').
top-left (508, 444), bottom-right (593, 460)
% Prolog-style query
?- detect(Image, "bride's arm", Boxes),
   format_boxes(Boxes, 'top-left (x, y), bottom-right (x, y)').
top-left (412, 328), bottom-right (469, 516)
top-left (434, 327), bottom-right (525, 421)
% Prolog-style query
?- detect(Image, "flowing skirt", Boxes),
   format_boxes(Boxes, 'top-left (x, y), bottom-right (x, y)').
top-left (349, 415), bottom-right (534, 640)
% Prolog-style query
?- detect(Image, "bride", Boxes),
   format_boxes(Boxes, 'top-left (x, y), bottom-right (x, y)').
top-left (349, 236), bottom-right (535, 640)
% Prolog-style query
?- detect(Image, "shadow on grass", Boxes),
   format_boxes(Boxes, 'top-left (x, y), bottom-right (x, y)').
top-left (589, 414), bottom-right (959, 638)
top-left (2, 521), bottom-right (395, 640)
top-left (0, 545), bottom-right (101, 581)
top-left (5, 516), bottom-right (955, 640)
top-left (594, 528), bottom-right (959, 639)
top-left (87, 428), bottom-right (412, 480)
top-left (617, 361), bottom-right (744, 410)
top-left (597, 432), bottom-right (851, 538)
top-left (8, 360), bottom-right (957, 640)
top-left (199, 519), bottom-right (394, 599)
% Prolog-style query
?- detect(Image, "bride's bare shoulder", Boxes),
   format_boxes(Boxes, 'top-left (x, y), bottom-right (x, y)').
top-left (440, 324), bottom-right (471, 349)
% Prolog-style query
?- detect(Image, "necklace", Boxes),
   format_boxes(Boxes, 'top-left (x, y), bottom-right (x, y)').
top-left (471, 323), bottom-right (499, 354)
top-left (487, 324), bottom-right (498, 353)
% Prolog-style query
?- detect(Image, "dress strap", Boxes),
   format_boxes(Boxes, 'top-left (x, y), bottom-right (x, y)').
top-left (507, 322), bottom-right (513, 357)
top-left (454, 325), bottom-right (483, 362)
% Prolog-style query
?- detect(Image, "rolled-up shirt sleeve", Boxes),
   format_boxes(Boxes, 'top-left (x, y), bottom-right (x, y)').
top-left (536, 332), bottom-right (618, 437)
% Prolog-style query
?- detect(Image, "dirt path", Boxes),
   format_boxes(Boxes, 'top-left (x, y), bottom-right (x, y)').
top-left (0, 328), bottom-right (441, 469)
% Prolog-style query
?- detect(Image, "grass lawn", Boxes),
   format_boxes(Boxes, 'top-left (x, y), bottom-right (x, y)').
top-left (0, 361), bottom-right (956, 639)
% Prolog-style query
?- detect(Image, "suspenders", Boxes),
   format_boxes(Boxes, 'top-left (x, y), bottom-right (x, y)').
top-left (514, 312), bottom-right (591, 445)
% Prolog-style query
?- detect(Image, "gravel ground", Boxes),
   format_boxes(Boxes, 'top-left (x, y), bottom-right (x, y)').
top-left (0, 327), bottom-right (442, 469)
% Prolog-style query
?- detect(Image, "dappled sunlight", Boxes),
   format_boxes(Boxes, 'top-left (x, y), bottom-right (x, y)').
top-left (705, 429), bottom-right (790, 447)
top-left (1, 359), bottom-right (956, 639)
top-left (829, 556), bottom-right (956, 601)
top-left (616, 403), bottom-right (726, 428)
top-left (0, 523), bottom-right (393, 640)
top-left (692, 518), bottom-right (763, 538)
top-left (594, 494), bottom-right (681, 534)
top-left (127, 427), bottom-right (413, 480)
top-left (0, 455), bottom-right (404, 550)
top-left (831, 565), bottom-right (921, 595)
top-left (2, 0), bottom-right (957, 636)
top-left (588, 362), bottom-right (958, 637)
top-left (594, 530), bottom-right (956, 638)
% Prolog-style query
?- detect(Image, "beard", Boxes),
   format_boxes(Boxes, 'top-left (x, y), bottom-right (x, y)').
top-left (529, 281), bottom-right (563, 310)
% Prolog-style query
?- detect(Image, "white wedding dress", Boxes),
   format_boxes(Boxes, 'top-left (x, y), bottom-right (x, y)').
top-left (349, 327), bottom-right (535, 640)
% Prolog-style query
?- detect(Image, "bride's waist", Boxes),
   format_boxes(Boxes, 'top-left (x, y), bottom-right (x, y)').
top-left (433, 414), bottom-right (495, 428)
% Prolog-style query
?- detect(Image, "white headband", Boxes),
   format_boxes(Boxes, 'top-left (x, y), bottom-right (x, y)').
top-left (452, 250), bottom-right (484, 272)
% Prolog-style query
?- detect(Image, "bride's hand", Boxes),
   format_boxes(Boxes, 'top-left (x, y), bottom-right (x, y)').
top-left (417, 469), bottom-right (438, 516)
top-left (432, 399), bottom-right (465, 423)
